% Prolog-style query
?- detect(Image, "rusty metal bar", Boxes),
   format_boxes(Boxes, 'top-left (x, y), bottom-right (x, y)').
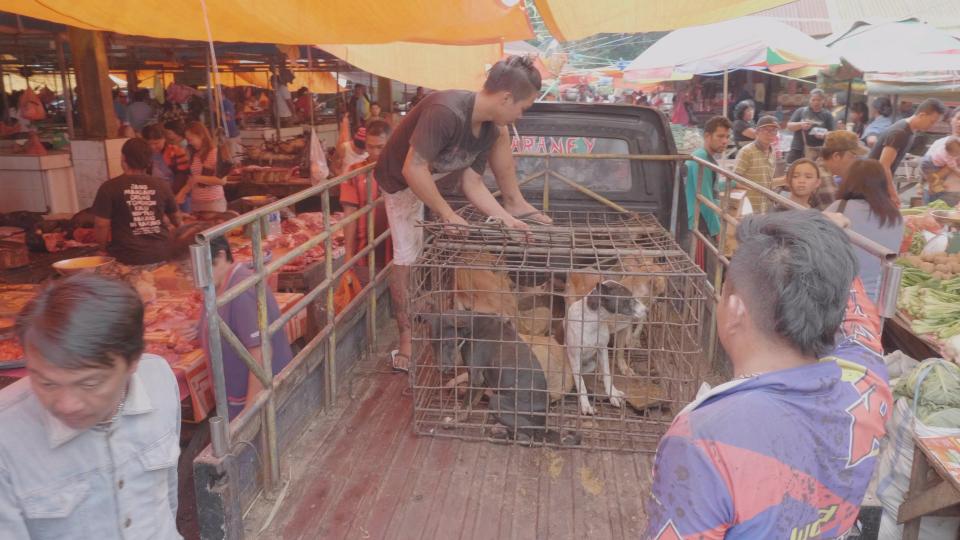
top-left (549, 170), bottom-right (630, 213)
top-left (322, 188), bottom-right (336, 408)
top-left (217, 318), bottom-right (270, 386)
top-left (251, 218), bottom-right (281, 492)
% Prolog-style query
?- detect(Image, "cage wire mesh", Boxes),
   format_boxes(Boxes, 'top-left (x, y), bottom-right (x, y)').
top-left (409, 208), bottom-right (708, 452)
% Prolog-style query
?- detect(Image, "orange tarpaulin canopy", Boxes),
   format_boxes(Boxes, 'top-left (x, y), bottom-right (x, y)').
top-left (536, 0), bottom-right (791, 41)
top-left (3, 0), bottom-right (533, 45)
top-left (321, 43), bottom-right (504, 91)
top-left (228, 70), bottom-right (340, 94)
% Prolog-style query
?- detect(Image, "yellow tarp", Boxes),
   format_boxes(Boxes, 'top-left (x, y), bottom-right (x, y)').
top-left (4, 0), bottom-right (533, 45)
top-left (321, 43), bottom-right (504, 91)
top-left (4, 73), bottom-right (75, 92)
top-left (225, 70), bottom-right (340, 94)
top-left (537, 0), bottom-right (792, 41)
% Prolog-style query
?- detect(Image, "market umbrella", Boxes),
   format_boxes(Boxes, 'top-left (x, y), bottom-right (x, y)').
top-left (825, 19), bottom-right (960, 74)
top-left (823, 19), bottom-right (960, 97)
top-left (624, 16), bottom-right (839, 115)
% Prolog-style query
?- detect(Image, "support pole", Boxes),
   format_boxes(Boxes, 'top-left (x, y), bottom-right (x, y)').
top-left (306, 46), bottom-right (315, 126)
top-left (377, 76), bottom-right (392, 113)
top-left (722, 68), bottom-right (729, 118)
top-left (68, 28), bottom-right (118, 139)
top-left (0, 62), bottom-right (7, 123)
top-left (56, 38), bottom-right (75, 139)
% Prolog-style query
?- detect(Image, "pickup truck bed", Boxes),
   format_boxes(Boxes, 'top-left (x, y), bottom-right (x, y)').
top-left (245, 326), bottom-right (654, 539)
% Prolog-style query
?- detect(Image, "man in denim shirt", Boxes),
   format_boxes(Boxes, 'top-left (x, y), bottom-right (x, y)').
top-left (0, 275), bottom-right (182, 539)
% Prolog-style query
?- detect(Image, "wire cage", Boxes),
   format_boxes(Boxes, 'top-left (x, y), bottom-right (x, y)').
top-left (409, 208), bottom-right (708, 452)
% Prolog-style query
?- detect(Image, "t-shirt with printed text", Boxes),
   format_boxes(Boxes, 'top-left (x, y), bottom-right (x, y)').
top-left (91, 173), bottom-right (177, 265)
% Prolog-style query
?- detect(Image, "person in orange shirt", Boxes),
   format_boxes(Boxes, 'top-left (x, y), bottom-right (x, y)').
top-left (340, 120), bottom-right (393, 283)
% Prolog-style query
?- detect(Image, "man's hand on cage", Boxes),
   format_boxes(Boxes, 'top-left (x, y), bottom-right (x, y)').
top-left (504, 216), bottom-right (531, 232)
top-left (441, 213), bottom-right (470, 236)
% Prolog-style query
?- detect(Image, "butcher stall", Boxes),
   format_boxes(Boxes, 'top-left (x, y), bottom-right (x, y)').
top-left (0, 209), bottom-right (345, 423)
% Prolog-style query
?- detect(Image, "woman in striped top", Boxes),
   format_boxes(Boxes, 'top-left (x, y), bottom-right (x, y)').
top-left (177, 122), bottom-right (227, 212)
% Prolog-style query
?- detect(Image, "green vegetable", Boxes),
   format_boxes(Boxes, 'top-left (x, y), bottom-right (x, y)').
top-left (894, 359), bottom-right (960, 425)
top-left (929, 199), bottom-right (953, 211)
top-left (909, 288), bottom-right (960, 338)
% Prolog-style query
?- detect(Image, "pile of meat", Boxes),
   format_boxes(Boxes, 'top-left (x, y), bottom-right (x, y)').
top-left (234, 212), bottom-right (345, 273)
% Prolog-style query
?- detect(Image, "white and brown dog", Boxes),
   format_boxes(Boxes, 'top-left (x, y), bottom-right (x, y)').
top-left (564, 280), bottom-right (647, 415)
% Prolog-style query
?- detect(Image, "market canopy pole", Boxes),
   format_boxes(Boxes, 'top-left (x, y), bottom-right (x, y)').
top-left (55, 37), bottom-right (74, 139)
top-left (68, 28), bottom-right (117, 139)
top-left (722, 68), bottom-right (729, 117)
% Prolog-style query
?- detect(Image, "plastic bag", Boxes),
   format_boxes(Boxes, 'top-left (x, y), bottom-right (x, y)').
top-left (18, 88), bottom-right (45, 121)
top-left (308, 127), bottom-right (329, 185)
top-left (333, 269), bottom-right (362, 314)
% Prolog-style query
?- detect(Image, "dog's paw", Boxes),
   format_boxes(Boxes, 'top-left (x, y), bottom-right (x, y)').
top-left (609, 387), bottom-right (626, 408)
top-left (578, 397), bottom-right (596, 416)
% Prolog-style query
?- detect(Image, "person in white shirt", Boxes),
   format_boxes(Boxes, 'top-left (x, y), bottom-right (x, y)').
top-left (0, 274), bottom-right (182, 539)
top-left (272, 73), bottom-right (295, 127)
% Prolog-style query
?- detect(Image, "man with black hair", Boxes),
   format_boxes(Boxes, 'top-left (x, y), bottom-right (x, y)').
top-left (646, 210), bottom-right (891, 539)
top-left (374, 55), bottom-right (551, 372)
top-left (0, 274), bottom-right (181, 538)
top-left (143, 123), bottom-right (190, 193)
top-left (204, 236), bottom-right (293, 419)
top-left (786, 88), bottom-right (835, 163)
top-left (92, 138), bottom-right (181, 265)
top-left (686, 115), bottom-right (731, 278)
top-left (342, 120), bottom-right (392, 278)
top-left (869, 97), bottom-right (946, 185)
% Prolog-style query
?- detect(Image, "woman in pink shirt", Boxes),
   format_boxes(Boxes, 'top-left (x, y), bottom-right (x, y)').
top-left (178, 122), bottom-right (226, 212)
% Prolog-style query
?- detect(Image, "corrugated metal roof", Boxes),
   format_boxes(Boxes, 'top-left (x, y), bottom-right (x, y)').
top-left (760, 0), bottom-right (960, 37)
top-left (759, 0), bottom-right (833, 37)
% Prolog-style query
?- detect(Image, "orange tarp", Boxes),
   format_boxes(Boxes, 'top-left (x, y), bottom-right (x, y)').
top-left (4, 0), bottom-right (533, 45)
top-left (536, 0), bottom-right (792, 41)
top-left (321, 43), bottom-right (504, 91)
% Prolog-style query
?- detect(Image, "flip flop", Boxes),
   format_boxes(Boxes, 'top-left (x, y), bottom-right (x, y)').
top-left (512, 210), bottom-right (553, 225)
top-left (389, 350), bottom-right (410, 373)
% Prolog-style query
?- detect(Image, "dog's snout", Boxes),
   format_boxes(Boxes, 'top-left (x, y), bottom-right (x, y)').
top-left (632, 300), bottom-right (647, 319)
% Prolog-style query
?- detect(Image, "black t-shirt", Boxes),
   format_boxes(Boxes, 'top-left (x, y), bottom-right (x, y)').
top-left (867, 118), bottom-right (915, 174)
top-left (732, 119), bottom-right (754, 143)
top-left (789, 106), bottom-right (836, 152)
top-left (375, 90), bottom-right (499, 194)
top-left (91, 174), bottom-right (177, 265)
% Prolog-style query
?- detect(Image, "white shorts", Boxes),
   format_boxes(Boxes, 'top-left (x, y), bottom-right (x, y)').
top-left (384, 188), bottom-right (424, 266)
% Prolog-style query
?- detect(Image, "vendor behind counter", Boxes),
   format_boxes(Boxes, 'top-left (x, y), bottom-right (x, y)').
top-left (92, 138), bottom-right (181, 265)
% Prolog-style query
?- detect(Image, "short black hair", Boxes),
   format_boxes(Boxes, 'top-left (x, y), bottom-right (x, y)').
top-left (873, 97), bottom-right (893, 117)
top-left (121, 138), bottom-right (153, 171)
top-left (727, 210), bottom-right (857, 358)
top-left (17, 274), bottom-right (145, 369)
top-left (917, 98), bottom-right (947, 116)
top-left (483, 55), bottom-right (542, 101)
top-left (704, 115), bottom-right (732, 134)
top-left (163, 119), bottom-right (186, 138)
top-left (849, 101), bottom-right (869, 119)
top-left (142, 123), bottom-right (165, 141)
top-left (209, 235), bottom-right (234, 263)
top-left (366, 119), bottom-right (391, 138)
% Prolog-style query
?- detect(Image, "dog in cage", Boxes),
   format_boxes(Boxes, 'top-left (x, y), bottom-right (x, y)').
top-left (564, 280), bottom-right (648, 416)
top-left (426, 310), bottom-right (578, 444)
top-left (566, 256), bottom-right (667, 377)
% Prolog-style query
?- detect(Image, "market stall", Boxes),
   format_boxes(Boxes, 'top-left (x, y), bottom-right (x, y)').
top-left (0, 208), bottom-right (345, 422)
top-left (885, 203), bottom-right (960, 361)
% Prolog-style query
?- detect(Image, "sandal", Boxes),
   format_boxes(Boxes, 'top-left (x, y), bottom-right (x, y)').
top-left (389, 350), bottom-right (410, 373)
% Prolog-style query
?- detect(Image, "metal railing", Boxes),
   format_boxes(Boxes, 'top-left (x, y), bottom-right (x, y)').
top-left (190, 162), bottom-right (391, 493)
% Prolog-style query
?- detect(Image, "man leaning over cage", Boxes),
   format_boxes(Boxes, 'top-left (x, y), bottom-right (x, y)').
top-left (373, 55), bottom-right (552, 372)
top-left (645, 210), bottom-right (891, 539)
